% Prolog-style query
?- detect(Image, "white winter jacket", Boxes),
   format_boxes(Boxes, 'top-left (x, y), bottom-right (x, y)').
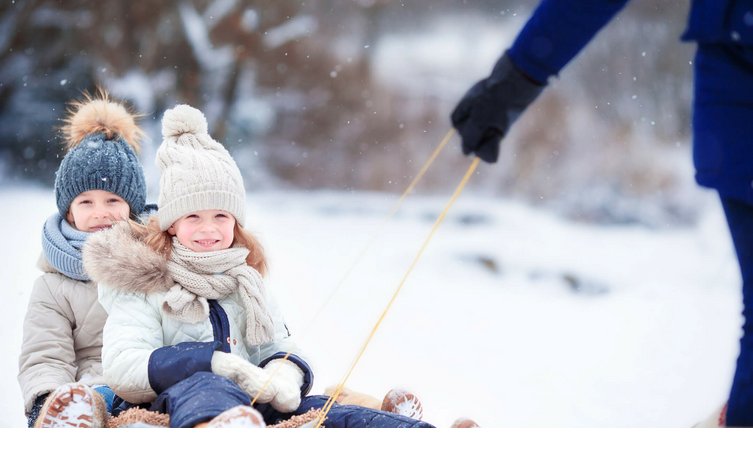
top-left (84, 222), bottom-right (301, 405)
top-left (96, 285), bottom-right (297, 404)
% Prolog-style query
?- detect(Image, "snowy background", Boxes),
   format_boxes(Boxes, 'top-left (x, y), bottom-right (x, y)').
top-left (1, 1), bottom-right (697, 227)
top-left (0, 180), bottom-right (742, 427)
top-left (1, 0), bottom-right (742, 429)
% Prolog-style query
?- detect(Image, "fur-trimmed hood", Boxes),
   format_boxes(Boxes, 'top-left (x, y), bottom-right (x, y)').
top-left (83, 221), bottom-right (173, 294)
top-left (37, 253), bottom-right (59, 275)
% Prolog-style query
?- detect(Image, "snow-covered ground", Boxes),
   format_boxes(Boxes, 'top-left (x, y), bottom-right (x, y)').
top-left (0, 181), bottom-right (741, 428)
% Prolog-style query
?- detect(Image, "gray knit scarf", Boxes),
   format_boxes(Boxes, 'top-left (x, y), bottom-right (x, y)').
top-left (41, 213), bottom-right (90, 281)
top-left (162, 238), bottom-right (274, 345)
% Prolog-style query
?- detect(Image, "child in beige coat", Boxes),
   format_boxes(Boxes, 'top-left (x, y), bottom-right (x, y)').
top-left (18, 92), bottom-right (148, 427)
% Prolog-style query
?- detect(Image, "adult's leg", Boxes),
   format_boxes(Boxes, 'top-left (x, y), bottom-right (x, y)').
top-left (720, 196), bottom-right (753, 426)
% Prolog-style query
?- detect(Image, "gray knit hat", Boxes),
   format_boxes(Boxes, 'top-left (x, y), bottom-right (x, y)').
top-left (56, 95), bottom-right (147, 217)
top-left (156, 104), bottom-right (246, 230)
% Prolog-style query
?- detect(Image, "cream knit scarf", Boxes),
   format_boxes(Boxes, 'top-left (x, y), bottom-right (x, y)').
top-left (162, 238), bottom-right (274, 345)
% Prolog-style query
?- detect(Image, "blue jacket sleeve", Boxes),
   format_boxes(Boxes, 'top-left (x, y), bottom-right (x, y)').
top-left (682, 0), bottom-right (753, 45)
top-left (148, 341), bottom-right (221, 394)
top-left (260, 352), bottom-right (314, 396)
top-left (508, 0), bottom-right (631, 84)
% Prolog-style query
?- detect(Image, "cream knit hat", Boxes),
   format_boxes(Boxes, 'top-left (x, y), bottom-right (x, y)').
top-left (156, 105), bottom-right (246, 230)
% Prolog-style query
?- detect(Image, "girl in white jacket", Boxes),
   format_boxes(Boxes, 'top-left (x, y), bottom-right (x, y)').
top-left (84, 104), bottom-right (310, 428)
top-left (18, 92), bottom-right (148, 427)
top-left (84, 105), bottom-right (435, 428)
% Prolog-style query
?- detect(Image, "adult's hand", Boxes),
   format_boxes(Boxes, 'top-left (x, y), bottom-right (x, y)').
top-left (451, 52), bottom-right (545, 163)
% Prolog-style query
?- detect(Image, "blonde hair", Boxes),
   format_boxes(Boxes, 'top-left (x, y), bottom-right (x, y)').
top-left (130, 216), bottom-right (268, 276)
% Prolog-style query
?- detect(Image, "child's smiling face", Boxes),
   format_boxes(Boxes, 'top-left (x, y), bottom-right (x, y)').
top-left (168, 209), bottom-right (236, 252)
top-left (66, 190), bottom-right (131, 232)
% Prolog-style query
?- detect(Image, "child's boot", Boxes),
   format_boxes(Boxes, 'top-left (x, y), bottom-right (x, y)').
top-left (34, 383), bottom-right (107, 428)
top-left (205, 405), bottom-right (266, 428)
top-left (451, 417), bottom-right (480, 428)
top-left (381, 388), bottom-right (424, 420)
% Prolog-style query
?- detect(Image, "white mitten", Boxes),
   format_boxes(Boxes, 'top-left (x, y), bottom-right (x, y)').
top-left (211, 351), bottom-right (277, 403)
top-left (263, 358), bottom-right (304, 412)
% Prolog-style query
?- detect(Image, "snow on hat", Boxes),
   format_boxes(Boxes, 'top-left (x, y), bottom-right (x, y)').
top-left (155, 104), bottom-right (246, 231)
top-left (55, 92), bottom-right (147, 217)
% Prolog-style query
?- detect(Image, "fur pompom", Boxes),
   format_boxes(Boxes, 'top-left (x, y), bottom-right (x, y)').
top-left (63, 89), bottom-right (144, 153)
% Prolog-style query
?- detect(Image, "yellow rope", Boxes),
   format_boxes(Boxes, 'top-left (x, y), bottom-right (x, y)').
top-left (249, 130), bottom-right (455, 407)
top-left (296, 129), bottom-right (455, 329)
top-left (395, 129), bottom-right (455, 206)
top-left (315, 156), bottom-right (481, 427)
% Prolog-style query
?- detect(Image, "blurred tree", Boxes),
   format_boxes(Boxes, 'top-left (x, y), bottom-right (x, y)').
top-left (0, 0), bottom-right (696, 226)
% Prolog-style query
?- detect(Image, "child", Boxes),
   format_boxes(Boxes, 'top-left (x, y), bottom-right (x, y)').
top-left (83, 104), bottom-right (433, 428)
top-left (18, 92), bottom-right (148, 427)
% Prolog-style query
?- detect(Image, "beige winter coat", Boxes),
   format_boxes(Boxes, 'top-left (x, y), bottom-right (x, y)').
top-left (17, 257), bottom-right (106, 413)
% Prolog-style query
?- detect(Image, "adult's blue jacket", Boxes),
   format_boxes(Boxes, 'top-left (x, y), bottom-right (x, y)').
top-left (506, 0), bottom-right (753, 204)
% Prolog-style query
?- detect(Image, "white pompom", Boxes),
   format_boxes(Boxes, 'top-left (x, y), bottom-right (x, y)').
top-left (161, 104), bottom-right (208, 138)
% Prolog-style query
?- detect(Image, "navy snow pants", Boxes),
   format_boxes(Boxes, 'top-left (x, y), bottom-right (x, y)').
top-left (149, 372), bottom-right (433, 428)
top-left (692, 38), bottom-right (753, 426)
top-left (722, 197), bottom-right (753, 427)
top-left (720, 196), bottom-right (753, 426)
top-left (259, 395), bottom-right (434, 428)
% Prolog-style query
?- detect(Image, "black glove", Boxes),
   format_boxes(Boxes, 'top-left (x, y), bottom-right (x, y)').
top-left (451, 52), bottom-right (545, 163)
